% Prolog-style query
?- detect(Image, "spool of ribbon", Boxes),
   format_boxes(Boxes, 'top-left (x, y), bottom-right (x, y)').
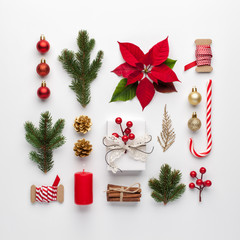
top-left (106, 183), bottom-right (142, 202)
top-left (103, 135), bottom-right (154, 173)
top-left (184, 39), bottom-right (213, 72)
top-left (30, 175), bottom-right (64, 203)
top-left (189, 80), bottom-right (212, 158)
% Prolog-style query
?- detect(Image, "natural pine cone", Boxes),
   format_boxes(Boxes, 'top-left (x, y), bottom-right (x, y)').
top-left (73, 115), bottom-right (92, 134)
top-left (73, 139), bottom-right (92, 158)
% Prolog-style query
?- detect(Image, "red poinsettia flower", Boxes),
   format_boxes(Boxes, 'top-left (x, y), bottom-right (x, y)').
top-left (112, 37), bottom-right (179, 110)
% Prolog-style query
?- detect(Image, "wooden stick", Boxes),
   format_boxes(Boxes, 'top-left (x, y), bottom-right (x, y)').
top-left (195, 39), bottom-right (213, 73)
top-left (108, 193), bottom-right (141, 198)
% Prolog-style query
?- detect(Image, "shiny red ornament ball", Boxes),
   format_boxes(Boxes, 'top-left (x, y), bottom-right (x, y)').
top-left (204, 180), bottom-right (212, 187)
top-left (190, 171), bottom-right (197, 178)
top-left (200, 167), bottom-right (206, 174)
top-left (37, 82), bottom-right (50, 99)
top-left (126, 121), bottom-right (133, 128)
top-left (112, 133), bottom-right (119, 138)
top-left (129, 133), bottom-right (135, 140)
top-left (36, 59), bottom-right (50, 77)
top-left (122, 135), bottom-right (128, 142)
top-left (36, 35), bottom-right (50, 53)
top-left (189, 183), bottom-right (195, 189)
top-left (115, 117), bottom-right (122, 124)
top-left (124, 128), bottom-right (131, 135)
top-left (196, 179), bottom-right (203, 186)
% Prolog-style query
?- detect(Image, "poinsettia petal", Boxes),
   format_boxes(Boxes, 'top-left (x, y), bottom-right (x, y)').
top-left (126, 71), bottom-right (143, 85)
top-left (153, 81), bottom-right (177, 93)
top-left (143, 49), bottom-right (153, 66)
top-left (147, 37), bottom-right (169, 66)
top-left (118, 42), bottom-right (144, 67)
top-left (136, 77), bottom-right (155, 110)
top-left (147, 72), bottom-right (158, 83)
top-left (151, 64), bottom-right (180, 83)
top-left (112, 62), bottom-right (137, 78)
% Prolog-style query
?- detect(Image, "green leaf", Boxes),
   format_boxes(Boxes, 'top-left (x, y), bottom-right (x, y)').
top-left (110, 78), bottom-right (138, 102)
top-left (164, 58), bottom-right (177, 69)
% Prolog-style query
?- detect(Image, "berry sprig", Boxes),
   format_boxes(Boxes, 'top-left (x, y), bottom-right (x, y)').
top-left (112, 117), bottom-right (135, 144)
top-left (189, 167), bottom-right (212, 202)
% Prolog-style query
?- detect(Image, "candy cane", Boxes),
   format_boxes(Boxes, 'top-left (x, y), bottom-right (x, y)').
top-left (189, 80), bottom-right (212, 158)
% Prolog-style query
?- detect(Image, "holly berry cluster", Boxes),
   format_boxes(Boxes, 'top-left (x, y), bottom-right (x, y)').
top-left (189, 167), bottom-right (212, 202)
top-left (36, 34), bottom-right (51, 100)
top-left (112, 117), bottom-right (135, 143)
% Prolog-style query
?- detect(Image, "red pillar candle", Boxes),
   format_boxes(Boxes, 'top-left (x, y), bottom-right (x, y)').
top-left (74, 170), bottom-right (93, 205)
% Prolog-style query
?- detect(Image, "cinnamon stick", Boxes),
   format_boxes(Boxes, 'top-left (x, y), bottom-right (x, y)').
top-left (107, 197), bottom-right (140, 202)
top-left (108, 193), bottom-right (141, 198)
top-left (107, 184), bottom-right (141, 193)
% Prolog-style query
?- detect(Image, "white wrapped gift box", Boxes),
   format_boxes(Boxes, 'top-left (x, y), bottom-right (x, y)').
top-left (106, 119), bottom-right (147, 172)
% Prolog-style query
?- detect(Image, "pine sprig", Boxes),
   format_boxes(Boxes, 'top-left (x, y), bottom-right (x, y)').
top-left (24, 111), bottom-right (66, 173)
top-left (58, 30), bottom-right (104, 107)
top-left (149, 164), bottom-right (186, 205)
top-left (158, 104), bottom-right (176, 152)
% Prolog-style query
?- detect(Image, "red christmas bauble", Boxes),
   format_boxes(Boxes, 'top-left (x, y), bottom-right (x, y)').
top-left (204, 180), bottom-right (212, 187)
top-left (112, 133), bottom-right (119, 138)
top-left (37, 81), bottom-right (50, 99)
top-left (126, 121), bottom-right (133, 128)
top-left (122, 135), bottom-right (128, 142)
top-left (199, 167), bottom-right (206, 174)
top-left (124, 128), bottom-right (131, 135)
top-left (196, 179), bottom-right (203, 186)
top-left (36, 35), bottom-right (50, 53)
top-left (189, 183), bottom-right (195, 189)
top-left (115, 117), bottom-right (122, 124)
top-left (190, 171), bottom-right (197, 178)
top-left (129, 133), bottom-right (135, 140)
top-left (36, 58), bottom-right (50, 77)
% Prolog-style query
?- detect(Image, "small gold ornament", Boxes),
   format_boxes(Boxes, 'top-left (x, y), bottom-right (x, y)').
top-left (188, 112), bottom-right (201, 131)
top-left (73, 115), bottom-right (92, 134)
top-left (188, 87), bottom-right (202, 106)
top-left (73, 139), bottom-right (92, 158)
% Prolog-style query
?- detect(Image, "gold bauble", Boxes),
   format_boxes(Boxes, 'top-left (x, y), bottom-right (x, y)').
top-left (188, 112), bottom-right (201, 131)
top-left (188, 87), bottom-right (202, 105)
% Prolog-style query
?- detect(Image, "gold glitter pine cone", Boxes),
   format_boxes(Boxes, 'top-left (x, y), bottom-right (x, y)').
top-left (73, 139), bottom-right (92, 158)
top-left (74, 115), bottom-right (92, 134)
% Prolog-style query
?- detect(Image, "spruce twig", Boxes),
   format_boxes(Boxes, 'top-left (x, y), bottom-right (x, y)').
top-left (58, 30), bottom-right (104, 107)
top-left (24, 111), bottom-right (66, 173)
top-left (157, 104), bottom-right (176, 152)
top-left (148, 164), bottom-right (186, 205)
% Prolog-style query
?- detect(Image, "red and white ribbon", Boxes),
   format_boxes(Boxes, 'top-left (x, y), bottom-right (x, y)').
top-left (36, 175), bottom-right (60, 203)
top-left (184, 45), bottom-right (212, 71)
top-left (189, 80), bottom-right (212, 158)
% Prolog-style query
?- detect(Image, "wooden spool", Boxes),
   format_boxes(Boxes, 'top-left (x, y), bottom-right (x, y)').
top-left (30, 184), bottom-right (64, 203)
top-left (195, 39), bottom-right (213, 73)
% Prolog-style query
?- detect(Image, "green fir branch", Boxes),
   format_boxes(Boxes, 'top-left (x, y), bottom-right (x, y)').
top-left (24, 111), bottom-right (66, 173)
top-left (58, 30), bottom-right (104, 107)
top-left (149, 164), bottom-right (186, 205)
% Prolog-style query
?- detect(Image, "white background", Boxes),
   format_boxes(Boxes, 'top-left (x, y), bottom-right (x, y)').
top-left (0, 0), bottom-right (239, 239)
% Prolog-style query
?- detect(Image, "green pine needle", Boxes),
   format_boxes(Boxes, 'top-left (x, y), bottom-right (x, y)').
top-left (149, 164), bottom-right (186, 205)
top-left (24, 111), bottom-right (66, 173)
top-left (58, 30), bottom-right (104, 107)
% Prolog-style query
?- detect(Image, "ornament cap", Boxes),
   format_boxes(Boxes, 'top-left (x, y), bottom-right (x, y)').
top-left (41, 81), bottom-right (46, 87)
top-left (40, 34), bottom-right (45, 40)
top-left (192, 87), bottom-right (197, 92)
top-left (41, 58), bottom-right (46, 63)
top-left (192, 112), bottom-right (197, 118)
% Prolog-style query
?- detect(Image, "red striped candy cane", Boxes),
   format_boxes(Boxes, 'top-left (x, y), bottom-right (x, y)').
top-left (189, 80), bottom-right (212, 158)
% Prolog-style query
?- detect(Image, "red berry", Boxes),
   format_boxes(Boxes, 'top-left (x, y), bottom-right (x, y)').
top-left (190, 171), bottom-right (197, 178)
top-left (126, 121), bottom-right (133, 128)
top-left (129, 133), bottom-right (135, 140)
top-left (189, 183), bottom-right (195, 189)
top-left (124, 128), bottom-right (131, 135)
top-left (122, 135), bottom-right (129, 142)
top-left (204, 180), bottom-right (212, 187)
top-left (196, 179), bottom-right (203, 186)
top-left (112, 133), bottom-right (119, 138)
top-left (115, 117), bottom-right (122, 124)
top-left (200, 167), bottom-right (206, 174)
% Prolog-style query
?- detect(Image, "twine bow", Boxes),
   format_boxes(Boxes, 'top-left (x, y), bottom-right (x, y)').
top-left (103, 135), bottom-right (153, 173)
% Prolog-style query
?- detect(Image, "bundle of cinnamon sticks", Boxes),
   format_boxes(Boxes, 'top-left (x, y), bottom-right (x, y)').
top-left (106, 184), bottom-right (142, 202)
